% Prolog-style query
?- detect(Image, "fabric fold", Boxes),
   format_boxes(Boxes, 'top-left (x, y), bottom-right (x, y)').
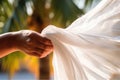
top-left (41, 0), bottom-right (120, 80)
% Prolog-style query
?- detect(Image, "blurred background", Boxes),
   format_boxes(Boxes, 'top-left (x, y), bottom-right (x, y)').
top-left (0, 0), bottom-right (100, 80)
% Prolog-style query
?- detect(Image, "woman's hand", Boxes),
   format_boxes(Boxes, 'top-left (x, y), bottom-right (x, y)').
top-left (0, 30), bottom-right (53, 58)
top-left (14, 30), bottom-right (53, 58)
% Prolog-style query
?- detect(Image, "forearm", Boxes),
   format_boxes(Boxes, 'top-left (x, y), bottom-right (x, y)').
top-left (0, 32), bottom-right (17, 58)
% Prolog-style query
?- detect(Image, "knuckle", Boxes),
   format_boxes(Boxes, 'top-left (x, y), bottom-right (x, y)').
top-left (45, 45), bottom-right (53, 50)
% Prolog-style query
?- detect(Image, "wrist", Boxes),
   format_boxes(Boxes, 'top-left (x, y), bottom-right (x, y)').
top-left (11, 30), bottom-right (32, 51)
top-left (0, 32), bottom-right (18, 53)
top-left (8, 31), bottom-right (23, 51)
top-left (9, 32), bottom-right (20, 51)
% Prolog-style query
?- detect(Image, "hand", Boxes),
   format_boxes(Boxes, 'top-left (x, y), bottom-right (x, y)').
top-left (14, 30), bottom-right (53, 58)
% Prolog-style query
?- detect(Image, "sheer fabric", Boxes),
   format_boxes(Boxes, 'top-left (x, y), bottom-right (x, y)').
top-left (42, 0), bottom-right (120, 80)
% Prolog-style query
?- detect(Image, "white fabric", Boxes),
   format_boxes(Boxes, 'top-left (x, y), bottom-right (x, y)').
top-left (41, 0), bottom-right (120, 80)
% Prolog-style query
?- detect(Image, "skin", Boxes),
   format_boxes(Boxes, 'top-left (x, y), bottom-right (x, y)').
top-left (0, 30), bottom-right (53, 58)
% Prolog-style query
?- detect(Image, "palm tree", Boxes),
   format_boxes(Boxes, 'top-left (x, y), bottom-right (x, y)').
top-left (0, 0), bottom-right (100, 80)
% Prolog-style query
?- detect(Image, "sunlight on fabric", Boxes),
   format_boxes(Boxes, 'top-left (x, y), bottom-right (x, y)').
top-left (42, 0), bottom-right (120, 80)
top-left (74, 48), bottom-right (109, 80)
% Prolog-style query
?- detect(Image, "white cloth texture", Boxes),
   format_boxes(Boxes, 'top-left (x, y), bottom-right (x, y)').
top-left (41, 0), bottom-right (120, 80)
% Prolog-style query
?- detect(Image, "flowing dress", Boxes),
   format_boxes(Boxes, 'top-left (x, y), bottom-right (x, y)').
top-left (42, 0), bottom-right (120, 80)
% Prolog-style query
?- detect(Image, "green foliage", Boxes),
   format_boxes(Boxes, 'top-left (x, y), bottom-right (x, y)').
top-left (84, 0), bottom-right (93, 12)
top-left (0, 0), bottom-right (13, 33)
top-left (1, 51), bottom-right (25, 77)
top-left (51, 0), bottom-right (84, 27)
top-left (2, 0), bottom-right (28, 33)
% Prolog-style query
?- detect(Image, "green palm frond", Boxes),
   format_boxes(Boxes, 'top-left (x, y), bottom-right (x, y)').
top-left (84, 0), bottom-right (93, 12)
top-left (2, 0), bottom-right (29, 33)
top-left (0, 0), bottom-right (13, 33)
top-left (51, 0), bottom-right (84, 27)
top-left (0, 0), bottom-right (13, 17)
